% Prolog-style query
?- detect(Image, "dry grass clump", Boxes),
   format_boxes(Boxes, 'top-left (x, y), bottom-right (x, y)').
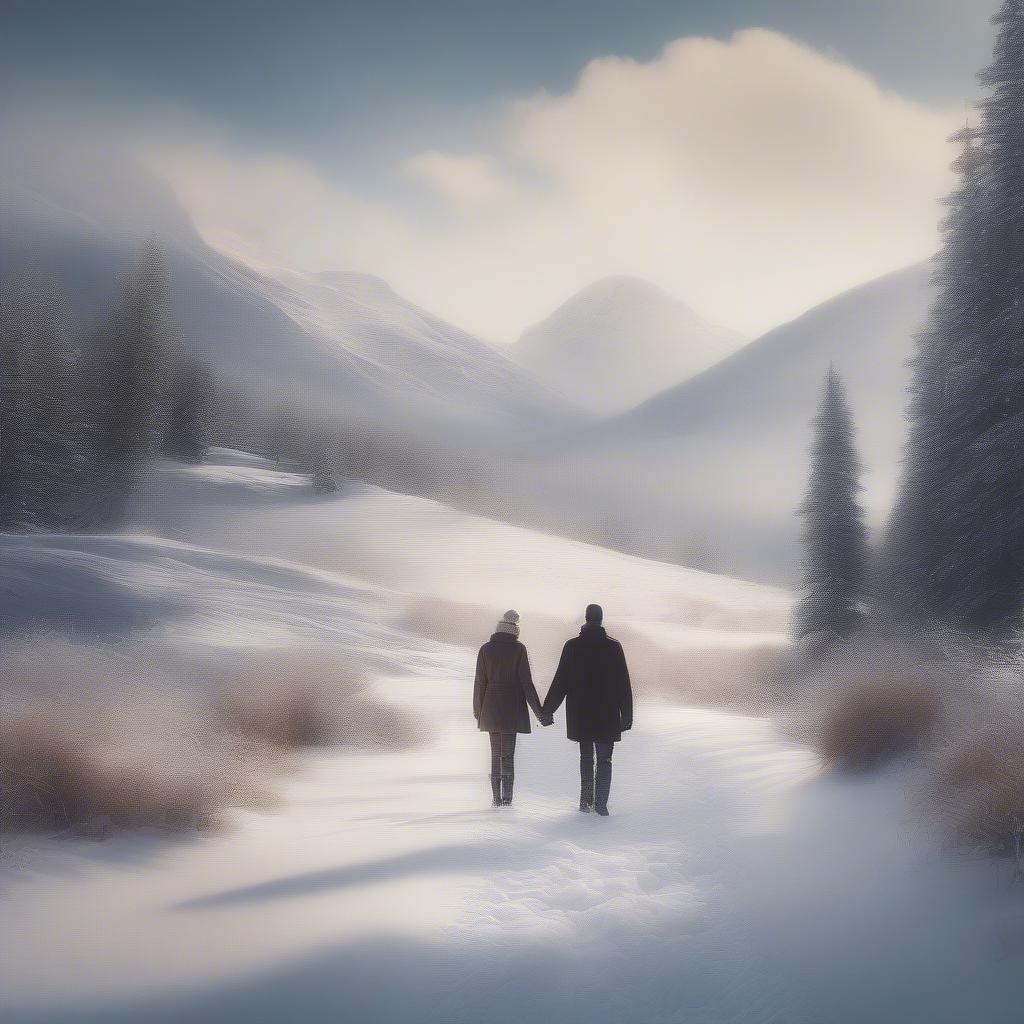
top-left (402, 596), bottom-right (789, 714)
top-left (613, 625), bottom-right (789, 713)
top-left (813, 670), bottom-right (942, 771)
top-left (214, 650), bottom-right (421, 751)
top-left (216, 675), bottom-right (338, 748)
top-left (0, 638), bottom-right (419, 837)
top-left (0, 651), bottom-right (272, 834)
top-left (0, 706), bottom-right (269, 833)
top-left (926, 720), bottom-right (1024, 860)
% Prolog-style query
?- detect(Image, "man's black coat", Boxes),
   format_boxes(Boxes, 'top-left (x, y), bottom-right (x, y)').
top-left (543, 624), bottom-right (633, 743)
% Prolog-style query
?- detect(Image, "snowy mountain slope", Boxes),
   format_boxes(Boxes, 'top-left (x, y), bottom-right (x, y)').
top-left (512, 263), bottom-right (933, 581)
top-left (0, 134), bottom-right (573, 439)
top-left (603, 262), bottom-right (930, 445)
top-left (273, 268), bottom-right (578, 422)
top-left (3, 451), bottom-right (1024, 1024)
top-left (140, 452), bottom-right (790, 628)
top-left (136, 450), bottom-right (792, 701)
top-left (515, 276), bottom-right (746, 415)
top-left (0, 530), bottom-right (406, 660)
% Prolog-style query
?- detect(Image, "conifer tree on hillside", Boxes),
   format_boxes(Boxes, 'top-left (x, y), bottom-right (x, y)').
top-left (0, 278), bottom-right (79, 531)
top-left (0, 280), bottom-right (31, 530)
top-left (884, 125), bottom-right (993, 624)
top-left (794, 367), bottom-right (868, 643)
top-left (886, 2), bottom-right (1024, 636)
top-left (957, 0), bottom-right (1024, 633)
top-left (88, 245), bottom-right (176, 527)
top-left (307, 434), bottom-right (339, 495)
top-left (162, 356), bottom-right (214, 464)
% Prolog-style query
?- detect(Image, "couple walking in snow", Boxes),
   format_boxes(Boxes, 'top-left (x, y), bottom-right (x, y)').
top-left (473, 604), bottom-right (633, 816)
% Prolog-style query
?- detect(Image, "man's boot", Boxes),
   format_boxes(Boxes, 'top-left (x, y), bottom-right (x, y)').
top-left (490, 775), bottom-right (502, 807)
top-left (594, 758), bottom-right (612, 816)
top-left (579, 771), bottom-right (594, 812)
top-left (500, 774), bottom-right (514, 806)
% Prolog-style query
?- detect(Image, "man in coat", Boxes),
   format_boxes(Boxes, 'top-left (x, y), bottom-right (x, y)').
top-left (543, 604), bottom-right (633, 816)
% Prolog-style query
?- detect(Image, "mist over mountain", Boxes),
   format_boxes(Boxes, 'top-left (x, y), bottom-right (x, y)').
top-left (0, 119), bottom-right (930, 583)
top-left (515, 276), bottom-right (746, 415)
top-left (503, 263), bottom-right (932, 582)
top-left (0, 127), bottom-right (575, 445)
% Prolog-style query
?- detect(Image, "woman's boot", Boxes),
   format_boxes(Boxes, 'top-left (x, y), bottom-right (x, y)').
top-left (500, 774), bottom-right (514, 806)
top-left (594, 761), bottom-right (612, 816)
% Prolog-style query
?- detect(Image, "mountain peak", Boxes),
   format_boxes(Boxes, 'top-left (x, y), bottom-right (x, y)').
top-left (515, 276), bottom-right (745, 415)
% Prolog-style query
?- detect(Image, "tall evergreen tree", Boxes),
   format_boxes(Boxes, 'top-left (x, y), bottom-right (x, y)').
top-left (955, 0), bottom-right (1024, 634)
top-left (302, 427), bottom-right (340, 495)
top-left (161, 357), bottom-right (214, 464)
top-left (886, 3), bottom-right (1024, 636)
top-left (883, 124), bottom-right (993, 624)
top-left (87, 245), bottom-right (176, 527)
top-left (0, 277), bottom-right (78, 531)
top-left (0, 279), bottom-right (31, 530)
top-left (794, 367), bottom-right (868, 642)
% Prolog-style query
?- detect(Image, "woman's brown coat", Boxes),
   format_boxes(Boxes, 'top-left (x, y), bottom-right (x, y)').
top-left (473, 633), bottom-right (544, 733)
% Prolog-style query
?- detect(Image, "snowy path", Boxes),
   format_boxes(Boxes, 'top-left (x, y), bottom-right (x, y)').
top-left (7, 654), bottom-right (1024, 1024)
top-left (0, 654), bottom-right (815, 1024)
top-left (4, 458), bottom-right (1024, 1022)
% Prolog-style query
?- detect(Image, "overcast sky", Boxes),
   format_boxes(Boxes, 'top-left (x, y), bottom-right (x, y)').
top-left (1, 0), bottom-right (1001, 341)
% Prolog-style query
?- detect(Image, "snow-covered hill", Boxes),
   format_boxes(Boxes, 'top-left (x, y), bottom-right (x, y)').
top-left (4, 450), bottom-right (1024, 1024)
top-left (135, 450), bottom-right (792, 702)
top-left (513, 263), bottom-right (933, 581)
top-left (515, 276), bottom-right (745, 415)
top-left (0, 132), bottom-right (573, 441)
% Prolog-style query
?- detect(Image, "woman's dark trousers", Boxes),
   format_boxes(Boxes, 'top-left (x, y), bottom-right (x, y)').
top-left (579, 740), bottom-right (614, 813)
top-left (489, 732), bottom-right (517, 805)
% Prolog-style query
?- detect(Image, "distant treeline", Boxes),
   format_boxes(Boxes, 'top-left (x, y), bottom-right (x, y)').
top-left (0, 246), bottom-right (213, 531)
top-left (0, 246), bottom-right (485, 533)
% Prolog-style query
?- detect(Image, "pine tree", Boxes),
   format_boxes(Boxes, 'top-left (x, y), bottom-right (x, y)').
top-left (886, 3), bottom-right (1024, 637)
top-left (954, 0), bottom-right (1024, 633)
top-left (0, 279), bottom-right (31, 530)
top-left (162, 357), bottom-right (214, 464)
top-left (87, 245), bottom-right (176, 528)
top-left (883, 124), bottom-right (993, 624)
top-left (0, 277), bottom-right (78, 531)
top-left (794, 367), bottom-right (868, 642)
top-left (303, 426), bottom-right (339, 495)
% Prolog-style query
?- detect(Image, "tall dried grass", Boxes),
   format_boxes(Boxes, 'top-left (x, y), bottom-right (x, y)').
top-left (810, 669), bottom-right (942, 770)
top-left (214, 650), bottom-right (420, 750)
top-left (0, 637), bottom-right (418, 836)
top-left (926, 714), bottom-right (1024, 861)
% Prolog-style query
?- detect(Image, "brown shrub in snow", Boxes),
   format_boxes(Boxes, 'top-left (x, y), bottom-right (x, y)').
top-left (927, 720), bottom-right (1024, 859)
top-left (214, 650), bottom-right (420, 751)
top-left (402, 596), bottom-right (789, 714)
top-left (814, 670), bottom-right (941, 770)
top-left (0, 651), bottom-right (272, 834)
top-left (0, 638), bottom-right (418, 837)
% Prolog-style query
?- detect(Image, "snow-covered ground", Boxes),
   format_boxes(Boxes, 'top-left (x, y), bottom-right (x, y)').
top-left (3, 451), bottom-right (1024, 1023)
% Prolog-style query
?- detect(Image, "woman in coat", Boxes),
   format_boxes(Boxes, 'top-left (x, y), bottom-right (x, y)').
top-left (473, 610), bottom-right (550, 806)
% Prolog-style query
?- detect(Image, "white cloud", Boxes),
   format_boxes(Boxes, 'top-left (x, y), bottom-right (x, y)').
top-left (403, 152), bottom-right (520, 211)
top-left (149, 29), bottom-right (959, 342)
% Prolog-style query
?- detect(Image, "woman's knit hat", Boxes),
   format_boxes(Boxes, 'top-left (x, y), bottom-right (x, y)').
top-left (494, 609), bottom-right (520, 638)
